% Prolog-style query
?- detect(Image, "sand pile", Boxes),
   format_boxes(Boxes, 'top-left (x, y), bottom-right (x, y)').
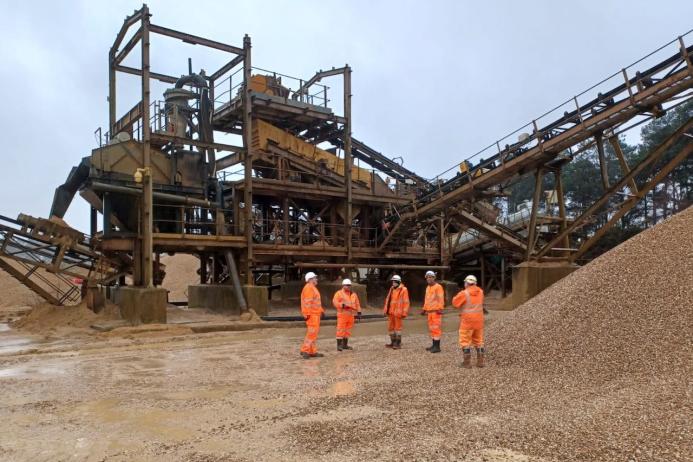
top-left (286, 207), bottom-right (692, 461)
top-left (11, 301), bottom-right (121, 333)
top-left (490, 205), bottom-right (693, 378)
top-left (160, 253), bottom-right (198, 301)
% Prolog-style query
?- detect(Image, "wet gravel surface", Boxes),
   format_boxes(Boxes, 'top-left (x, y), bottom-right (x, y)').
top-left (0, 209), bottom-right (690, 461)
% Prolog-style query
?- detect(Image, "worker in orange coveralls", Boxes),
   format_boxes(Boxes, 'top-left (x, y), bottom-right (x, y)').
top-left (452, 275), bottom-right (485, 368)
top-left (419, 270), bottom-right (444, 353)
top-left (383, 274), bottom-right (410, 349)
top-left (300, 272), bottom-right (325, 359)
top-left (332, 279), bottom-right (362, 351)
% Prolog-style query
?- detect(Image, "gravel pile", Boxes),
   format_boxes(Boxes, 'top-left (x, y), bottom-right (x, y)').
top-left (285, 207), bottom-right (692, 461)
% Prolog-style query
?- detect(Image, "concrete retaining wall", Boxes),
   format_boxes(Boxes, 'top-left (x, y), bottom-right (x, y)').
top-left (188, 284), bottom-right (269, 316)
top-left (510, 262), bottom-right (579, 309)
top-left (115, 287), bottom-right (167, 324)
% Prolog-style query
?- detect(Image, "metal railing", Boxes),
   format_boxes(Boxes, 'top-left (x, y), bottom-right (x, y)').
top-left (426, 30), bottom-right (693, 186)
top-left (212, 66), bottom-right (330, 112)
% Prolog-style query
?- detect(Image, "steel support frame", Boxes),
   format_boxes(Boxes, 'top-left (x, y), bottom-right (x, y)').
top-left (571, 139), bottom-right (693, 261)
top-left (535, 117), bottom-right (693, 259)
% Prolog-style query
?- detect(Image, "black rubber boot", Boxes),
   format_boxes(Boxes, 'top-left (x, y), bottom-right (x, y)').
top-left (310, 352), bottom-right (324, 358)
top-left (300, 352), bottom-right (311, 359)
top-left (385, 334), bottom-right (395, 348)
top-left (392, 334), bottom-right (401, 350)
top-left (430, 339), bottom-right (441, 353)
top-left (343, 338), bottom-right (353, 350)
top-left (337, 338), bottom-right (343, 351)
top-left (462, 348), bottom-right (472, 368)
top-left (476, 347), bottom-right (485, 368)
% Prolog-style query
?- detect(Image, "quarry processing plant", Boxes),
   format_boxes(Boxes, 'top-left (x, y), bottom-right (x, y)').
top-left (0, 5), bottom-right (691, 321)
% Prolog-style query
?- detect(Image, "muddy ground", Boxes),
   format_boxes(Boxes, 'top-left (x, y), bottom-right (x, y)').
top-left (0, 312), bottom-right (548, 462)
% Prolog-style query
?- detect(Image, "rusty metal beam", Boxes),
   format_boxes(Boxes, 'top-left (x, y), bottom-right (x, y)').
top-left (111, 7), bottom-right (144, 55)
top-left (149, 24), bottom-right (244, 55)
top-left (211, 54), bottom-right (245, 82)
top-left (151, 133), bottom-right (243, 153)
top-left (403, 64), bottom-right (693, 221)
top-left (293, 262), bottom-right (449, 270)
top-left (608, 134), bottom-right (639, 193)
top-left (526, 168), bottom-right (544, 259)
top-left (242, 34), bottom-right (253, 284)
top-left (114, 26), bottom-right (142, 65)
top-left (294, 67), bottom-right (349, 98)
top-left (0, 259), bottom-right (62, 305)
top-left (452, 207), bottom-right (527, 252)
top-left (571, 140), bottom-right (693, 261)
top-left (536, 117), bottom-right (693, 258)
top-left (114, 64), bottom-right (178, 84)
top-left (595, 132), bottom-right (610, 189)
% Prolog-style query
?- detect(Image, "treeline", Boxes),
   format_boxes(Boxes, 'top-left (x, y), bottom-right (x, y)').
top-left (505, 100), bottom-right (692, 260)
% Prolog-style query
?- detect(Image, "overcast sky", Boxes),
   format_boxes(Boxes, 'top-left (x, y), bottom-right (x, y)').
top-left (0, 0), bottom-right (691, 232)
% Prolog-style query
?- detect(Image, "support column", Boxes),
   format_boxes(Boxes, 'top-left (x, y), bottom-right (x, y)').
top-left (242, 35), bottom-right (254, 284)
top-left (140, 5), bottom-right (154, 287)
top-left (283, 196), bottom-right (289, 244)
top-left (90, 207), bottom-right (98, 237)
top-left (554, 168), bottom-right (569, 256)
top-left (526, 167), bottom-right (544, 260)
top-left (500, 257), bottom-right (507, 298)
top-left (343, 66), bottom-right (353, 261)
top-left (108, 50), bottom-right (116, 135)
top-left (595, 132), bottom-right (610, 190)
top-left (608, 135), bottom-right (639, 194)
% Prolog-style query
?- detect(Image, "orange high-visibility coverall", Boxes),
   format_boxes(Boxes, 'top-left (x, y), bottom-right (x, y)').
top-left (452, 285), bottom-right (484, 348)
top-left (423, 283), bottom-right (444, 340)
top-left (300, 283), bottom-right (324, 354)
top-left (333, 289), bottom-right (361, 339)
top-left (383, 285), bottom-right (410, 334)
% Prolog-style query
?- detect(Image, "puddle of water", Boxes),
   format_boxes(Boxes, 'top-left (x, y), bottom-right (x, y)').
top-left (69, 398), bottom-right (192, 440)
top-left (0, 365), bottom-right (67, 379)
top-left (0, 329), bottom-right (45, 355)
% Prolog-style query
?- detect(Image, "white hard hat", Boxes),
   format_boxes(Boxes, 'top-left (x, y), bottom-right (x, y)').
top-left (464, 275), bottom-right (478, 284)
top-left (391, 275), bottom-right (402, 282)
top-left (425, 270), bottom-right (436, 278)
top-left (342, 278), bottom-right (352, 285)
top-left (304, 272), bottom-right (317, 282)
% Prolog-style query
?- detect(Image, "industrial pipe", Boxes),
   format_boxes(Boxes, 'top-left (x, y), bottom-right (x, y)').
top-left (90, 182), bottom-right (218, 208)
top-left (174, 73), bottom-right (208, 89)
top-left (293, 262), bottom-right (450, 270)
top-left (261, 314), bottom-right (385, 322)
top-left (225, 250), bottom-right (247, 311)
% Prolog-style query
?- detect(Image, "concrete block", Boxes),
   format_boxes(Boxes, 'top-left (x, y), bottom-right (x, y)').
top-left (188, 284), bottom-right (269, 316)
top-left (243, 285), bottom-right (269, 316)
top-left (510, 261), bottom-right (579, 309)
top-left (116, 287), bottom-right (167, 324)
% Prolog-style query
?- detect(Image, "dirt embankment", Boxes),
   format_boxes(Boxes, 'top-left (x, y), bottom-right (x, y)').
top-left (10, 301), bottom-right (121, 334)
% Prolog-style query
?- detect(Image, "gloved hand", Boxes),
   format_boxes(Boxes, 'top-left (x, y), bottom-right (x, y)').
top-left (437, 310), bottom-right (444, 316)
top-left (356, 312), bottom-right (362, 322)
top-left (320, 312), bottom-right (326, 320)
top-left (419, 310), bottom-right (426, 316)
top-left (342, 303), bottom-right (347, 310)
top-left (304, 315), bottom-right (310, 321)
